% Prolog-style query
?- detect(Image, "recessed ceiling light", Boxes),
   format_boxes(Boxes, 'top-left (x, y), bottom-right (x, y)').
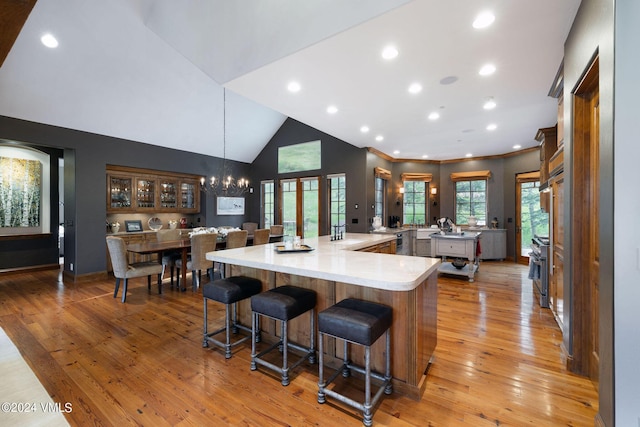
top-left (473, 11), bottom-right (495, 29)
top-left (41, 33), bottom-right (58, 48)
top-left (360, 126), bottom-right (370, 133)
top-left (422, 154), bottom-right (429, 159)
top-left (287, 81), bottom-right (301, 92)
top-left (428, 112), bottom-right (440, 120)
top-left (393, 150), bottom-right (400, 155)
top-left (408, 83), bottom-right (422, 94)
top-left (483, 98), bottom-right (496, 110)
top-left (375, 135), bottom-right (384, 142)
top-left (486, 123), bottom-right (497, 131)
top-left (513, 144), bottom-right (522, 149)
top-left (326, 105), bottom-right (338, 114)
top-left (381, 45), bottom-right (398, 60)
top-left (466, 153), bottom-right (473, 158)
top-left (479, 63), bottom-right (496, 76)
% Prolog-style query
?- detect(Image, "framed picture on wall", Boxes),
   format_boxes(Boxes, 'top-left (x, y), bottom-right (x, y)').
top-left (216, 197), bottom-right (245, 215)
top-left (125, 220), bottom-right (143, 232)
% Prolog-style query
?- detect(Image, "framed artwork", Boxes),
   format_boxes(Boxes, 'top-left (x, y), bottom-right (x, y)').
top-left (217, 197), bottom-right (245, 215)
top-left (125, 220), bottom-right (143, 232)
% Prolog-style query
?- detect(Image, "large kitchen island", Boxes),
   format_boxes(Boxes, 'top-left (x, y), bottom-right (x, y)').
top-left (206, 233), bottom-right (440, 400)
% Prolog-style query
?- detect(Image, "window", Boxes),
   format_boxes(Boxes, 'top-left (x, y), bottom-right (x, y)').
top-left (260, 180), bottom-right (275, 228)
top-left (278, 140), bottom-right (321, 173)
top-left (328, 174), bottom-right (346, 234)
top-left (301, 178), bottom-right (319, 238)
top-left (280, 179), bottom-right (297, 236)
top-left (402, 181), bottom-right (427, 225)
top-left (373, 167), bottom-right (390, 224)
top-left (455, 180), bottom-right (487, 226)
top-left (374, 177), bottom-right (385, 220)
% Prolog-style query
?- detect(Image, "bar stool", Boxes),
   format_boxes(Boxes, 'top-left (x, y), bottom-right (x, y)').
top-left (317, 298), bottom-right (393, 427)
top-left (202, 276), bottom-right (263, 358)
top-left (250, 285), bottom-right (317, 386)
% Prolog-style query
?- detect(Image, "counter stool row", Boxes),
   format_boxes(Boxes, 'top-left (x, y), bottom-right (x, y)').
top-left (202, 276), bottom-right (393, 426)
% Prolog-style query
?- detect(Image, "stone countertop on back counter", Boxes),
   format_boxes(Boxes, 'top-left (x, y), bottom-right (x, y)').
top-left (206, 232), bottom-right (440, 292)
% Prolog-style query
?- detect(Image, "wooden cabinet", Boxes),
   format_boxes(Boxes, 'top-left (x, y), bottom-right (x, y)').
top-left (107, 166), bottom-right (200, 214)
top-left (357, 240), bottom-right (396, 254)
top-left (478, 229), bottom-right (506, 260)
top-left (549, 174), bottom-right (564, 329)
top-left (536, 126), bottom-right (557, 212)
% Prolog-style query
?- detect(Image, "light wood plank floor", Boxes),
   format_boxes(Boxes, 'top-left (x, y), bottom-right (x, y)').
top-left (0, 262), bottom-right (598, 426)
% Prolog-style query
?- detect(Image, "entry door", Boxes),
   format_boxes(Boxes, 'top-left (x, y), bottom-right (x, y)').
top-left (516, 172), bottom-right (549, 265)
top-left (279, 177), bottom-right (320, 238)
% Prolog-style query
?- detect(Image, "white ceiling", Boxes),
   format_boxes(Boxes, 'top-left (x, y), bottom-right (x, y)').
top-left (0, 0), bottom-right (581, 163)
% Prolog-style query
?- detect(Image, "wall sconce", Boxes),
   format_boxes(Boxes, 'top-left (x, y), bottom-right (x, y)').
top-left (430, 187), bottom-right (437, 195)
top-left (399, 187), bottom-right (405, 195)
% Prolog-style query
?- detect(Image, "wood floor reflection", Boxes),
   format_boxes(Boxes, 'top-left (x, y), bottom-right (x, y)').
top-left (0, 261), bottom-right (598, 426)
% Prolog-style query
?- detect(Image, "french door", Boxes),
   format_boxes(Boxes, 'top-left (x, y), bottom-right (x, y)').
top-left (279, 177), bottom-right (320, 238)
top-left (516, 172), bottom-right (549, 264)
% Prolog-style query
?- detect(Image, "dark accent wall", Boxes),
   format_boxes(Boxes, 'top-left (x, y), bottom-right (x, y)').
top-left (0, 115), bottom-right (251, 275)
top-left (249, 118), bottom-right (368, 233)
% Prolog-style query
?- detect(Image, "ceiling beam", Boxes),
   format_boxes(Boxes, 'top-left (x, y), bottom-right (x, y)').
top-left (0, 0), bottom-right (37, 68)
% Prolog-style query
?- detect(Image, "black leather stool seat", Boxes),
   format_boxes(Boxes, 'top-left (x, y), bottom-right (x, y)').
top-left (318, 298), bottom-right (392, 346)
top-left (203, 276), bottom-right (262, 305)
top-left (202, 276), bottom-right (263, 359)
top-left (251, 285), bottom-right (316, 320)
top-left (251, 285), bottom-right (317, 386)
top-left (317, 298), bottom-right (393, 427)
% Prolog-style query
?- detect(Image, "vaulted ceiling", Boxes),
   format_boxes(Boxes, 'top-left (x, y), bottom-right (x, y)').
top-left (0, 0), bottom-right (580, 163)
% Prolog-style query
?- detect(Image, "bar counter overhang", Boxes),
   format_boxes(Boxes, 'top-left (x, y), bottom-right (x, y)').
top-left (206, 233), bottom-right (440, 400)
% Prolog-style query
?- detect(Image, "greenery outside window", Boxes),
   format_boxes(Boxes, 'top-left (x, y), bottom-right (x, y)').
top-left (328, 173), bottom-right (346, 234)
top-left (402, 181), bottom-right (427, 225)
top-left (260, 180), bottom-right (275, 228)
top-left (455, 180), bottom-right (487, 226)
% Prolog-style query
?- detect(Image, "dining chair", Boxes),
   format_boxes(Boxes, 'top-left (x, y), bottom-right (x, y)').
top-left (106, 236), bottom-right (164, 303)
top-left (242, 222), bottom-right (258, 239)
top-left (156, 228), bottom-right (182, 287)
top-left (225, 230), bottom-right (249, 249)
top-left (270, 225), bottom-right (284, 236)
top-left (176, 232), bottom-right (218, 291)
top-left (252, 228), bottom-right (270, 246)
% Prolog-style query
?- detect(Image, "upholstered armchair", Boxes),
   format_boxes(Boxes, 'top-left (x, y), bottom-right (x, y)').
top-left (176, 233), bottom-right (218, 291)
top-left (252, 228), bottom-right (270, 245)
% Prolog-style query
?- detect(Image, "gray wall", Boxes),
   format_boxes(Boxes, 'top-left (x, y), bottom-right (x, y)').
top-left (613, 1), bottom-right (638, 425)
top-left (0, 115), bottom-right (251, 275)
top-left (564, 0), bottom-right (615, 425)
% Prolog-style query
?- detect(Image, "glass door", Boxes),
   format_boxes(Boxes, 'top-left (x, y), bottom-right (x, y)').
top-left (280, 177), bottom-right (320, 238)
top-left (516, 175), bottom-right (549, 264)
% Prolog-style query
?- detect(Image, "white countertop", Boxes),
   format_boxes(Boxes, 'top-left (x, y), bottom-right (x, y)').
top-left (206, 233), bottom-right (440, 291)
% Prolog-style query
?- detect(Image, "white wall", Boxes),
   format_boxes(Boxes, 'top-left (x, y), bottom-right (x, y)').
top-left (614, 1), bottom-right (640, 425)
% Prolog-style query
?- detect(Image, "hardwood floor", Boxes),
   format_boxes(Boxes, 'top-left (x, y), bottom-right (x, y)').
top-left (0, 261), bottom-right (598, 426)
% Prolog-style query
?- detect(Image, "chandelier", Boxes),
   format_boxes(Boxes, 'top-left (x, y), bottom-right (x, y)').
top-left (200, 88), bottom-right (250, 196)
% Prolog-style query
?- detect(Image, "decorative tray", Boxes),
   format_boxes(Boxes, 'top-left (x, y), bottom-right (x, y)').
top-left (274, 244), bottom-right (315, 253)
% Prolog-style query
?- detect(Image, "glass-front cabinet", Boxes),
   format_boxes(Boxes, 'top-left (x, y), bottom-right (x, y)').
top-left (180, 181), bottom-right (197, 211)
top-left (108, 175), bottom-right (133, 210)
top-left (136, 178), bottom-right (156, 210)
top-left (159, 179), bottom-right (178, 209)
top-left (107, 166), bottom-right (200, 214)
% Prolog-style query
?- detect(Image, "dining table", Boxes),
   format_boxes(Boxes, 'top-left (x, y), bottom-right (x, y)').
top-left (126, 238), bottom-right (192, 291)
top-left (126, 233), bottom-right (285, 290)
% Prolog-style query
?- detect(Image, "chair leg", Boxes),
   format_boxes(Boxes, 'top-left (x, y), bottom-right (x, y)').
top-left (192, 270), bottom-right (199, 292)
top-left (113, 278), bottom-right (121, 298)
top-left (158, 273), bottom-right (163, 294)
top-left (121, 278), bottom-right (128, 303)
top-left (147, 275), bottom-right (152, 292)
top-left (176, 268), bottom-right (180, 288)
top-left (170, 266), bottom-right (175, 288)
